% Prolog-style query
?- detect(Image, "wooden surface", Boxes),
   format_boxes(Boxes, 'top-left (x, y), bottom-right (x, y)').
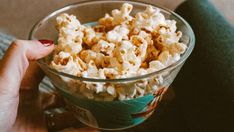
top-left (0, 0), bottom-right (233, 39)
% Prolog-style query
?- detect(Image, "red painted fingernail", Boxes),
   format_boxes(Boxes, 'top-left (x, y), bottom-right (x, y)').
top-left (39, 39), bottom-right (54, 47)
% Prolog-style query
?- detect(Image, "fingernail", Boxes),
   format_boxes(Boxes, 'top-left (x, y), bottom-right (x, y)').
top-left (39, 39), bottom-right (54, 47)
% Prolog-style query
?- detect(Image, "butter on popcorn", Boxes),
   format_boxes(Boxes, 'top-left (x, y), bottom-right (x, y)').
top-left (50, 3), bottom-right (187, 101)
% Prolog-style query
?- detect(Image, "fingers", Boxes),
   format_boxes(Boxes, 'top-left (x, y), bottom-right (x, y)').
top-left (25, 40), bottom-right (54, 61)
top-left (0, 40), bottom-right (54, 97)
top-left (21, 40), bottom-right (54, 90)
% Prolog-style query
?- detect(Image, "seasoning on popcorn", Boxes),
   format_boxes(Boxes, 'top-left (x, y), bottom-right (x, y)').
top-left (50, 3), bottom-right (187, 100)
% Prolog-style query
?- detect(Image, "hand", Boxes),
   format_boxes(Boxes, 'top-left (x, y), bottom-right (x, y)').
top-left (0, 40), bottom-right (98, 132)
top-left (0, 40), bottom-right (54, 131)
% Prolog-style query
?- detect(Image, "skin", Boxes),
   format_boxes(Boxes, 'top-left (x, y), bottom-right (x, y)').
top-left (0, 40), bottom-right (98, 132)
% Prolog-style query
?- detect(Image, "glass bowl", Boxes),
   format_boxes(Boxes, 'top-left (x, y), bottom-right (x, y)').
top-left (29, 0), bottom-right (195, 130)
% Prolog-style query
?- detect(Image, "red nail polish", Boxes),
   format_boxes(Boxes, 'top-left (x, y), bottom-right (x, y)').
top-left (39, 39), bottom-right (54, 46)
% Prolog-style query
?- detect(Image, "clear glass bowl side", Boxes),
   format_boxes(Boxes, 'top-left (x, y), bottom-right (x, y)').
top-left (31, 0), bottom-right (195, 130)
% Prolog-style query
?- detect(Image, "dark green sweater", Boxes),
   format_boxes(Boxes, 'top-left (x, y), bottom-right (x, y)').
top-left (173, 0), bottom-right (234, 131)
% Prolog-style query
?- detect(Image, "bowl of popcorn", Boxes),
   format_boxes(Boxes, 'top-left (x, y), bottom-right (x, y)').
top-left (29, 0), bottom-right (195, 130)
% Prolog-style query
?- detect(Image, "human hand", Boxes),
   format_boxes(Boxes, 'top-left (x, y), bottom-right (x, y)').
top-left (0, 40), bottom-right (54, 131)
top-left (0, 40), bottom-right (98, 132)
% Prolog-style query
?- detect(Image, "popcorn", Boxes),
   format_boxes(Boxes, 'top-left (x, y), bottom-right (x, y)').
top-left (106, 84), bottom-right (116, 96)
top-left (83, 26), bottom-right (96, 46)
top-left (51, 3), bottom-right (187, 101)
top-left (135, 80), bottom-right (148, 96)
top-left (86, 83), bottom-right (105, 94)
top-left (92, 40), bottom-right (115, 56)
top-left (130, 35), bottom-right (148, 61)
top-left (92, 32), bottom-right (106, 44)
top-left (103, 68), bottom-right (119, 79)
top-left (80, 50), bottom-right (97, 63)
top-left (56, 13), bottom-right (81, 30)
top-left (158, 50), bottom-right (175, 66)
top-left (169, 42), bottom-right (187, 55)
top-left (106, 25), bottom-right (129, 43)
top-left (132, 5), bottom-right (166, 32)
top-left (158, 50), bottom-right (181, 66)
top-left (99, 13), bottom-right (114, 29)
top-left (97, 69), bottom-right (106, 79)
top-left (157, 30), bottom-right (182, 46)
top-left (79, 50), bottom-right (105, 67)
top-left (101, 56), bottom-right (119, 68)
top-left (137, 68), bottom-right (148, 75)
top-left (111, 3), bottom-right (133, 25)
top-left (79, 83), bottom-right (95, 99)
top-left (112, 40), bottom-right (143, 76)
top-left (56, 13), bottom-right (84, 55)
top-left (98, 3), bottom-right (133, 30)
top-left (93, 25), bottom-right (106, 33)
top-left (138, 30), bottom-right (152, 39)
top-left (113, 40), bottom-right (135, 63)
top-left (116, 83), bottom-right (137, 100)
top-left (82, 60), bottom-right (99, 78)
top-left (51, 51), bottom-right (85, 76)
top-left (148, 60), bottom-right (165, 73)
top-left (145, 44), bottom-right (160, 63)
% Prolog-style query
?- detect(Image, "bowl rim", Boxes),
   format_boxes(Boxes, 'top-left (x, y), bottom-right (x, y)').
top-left (29, 0), bottom-right (195, 83)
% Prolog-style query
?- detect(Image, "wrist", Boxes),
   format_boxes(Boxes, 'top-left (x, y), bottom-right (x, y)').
top-left (11, 89), bottom-right (47, 132)
top-left (0, 94), bottom-right (19, 132)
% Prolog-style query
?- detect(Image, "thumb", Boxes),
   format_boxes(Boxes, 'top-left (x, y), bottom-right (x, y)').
top-left (0, 40), bottom-right (54, 97)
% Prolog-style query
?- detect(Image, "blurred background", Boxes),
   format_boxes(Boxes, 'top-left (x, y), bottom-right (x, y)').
top-left (0, 0), bottom-right (233, 39)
